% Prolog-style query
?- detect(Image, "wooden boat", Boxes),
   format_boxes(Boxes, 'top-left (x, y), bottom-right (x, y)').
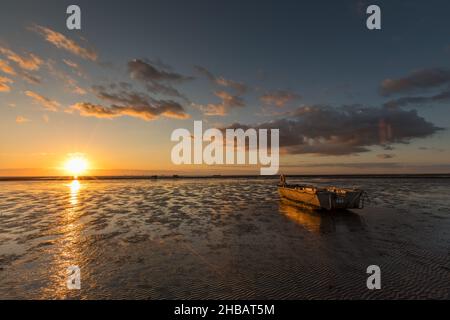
top-left (278, 175), bottom-right (366, 210)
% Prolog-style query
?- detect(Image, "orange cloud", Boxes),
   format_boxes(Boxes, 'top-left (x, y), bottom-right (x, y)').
top-left (194, 103), bottom-right (227, 116)
top-left (16, 116), bottom-right (30, 123)
top-left (0, 76), bottom-right (13, 92)
top-left (31, 25), bottom-right (97, 61)
top-left (162, 110), bottom-right (190, 119)
top-left (193, 90), bottom-right (244, 116)
top-left (0, 59), bottom-right (16, 75)
top-left (260, 90), bottom-right (301, 107)
top-left (70, 102), bottom-right (190, 121)
top-left (25, 90), bottom-right (61, 111)
top-left (69, 102), bottom-right (120, 119)
top-left (0, 47), bottom-right (43, 71)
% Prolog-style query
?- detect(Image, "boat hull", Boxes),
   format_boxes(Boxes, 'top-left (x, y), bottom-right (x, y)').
top-left (278, 186), bottom-right (364, 210)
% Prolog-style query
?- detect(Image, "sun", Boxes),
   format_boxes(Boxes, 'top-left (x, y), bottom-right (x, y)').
top-left (64, 155), bottom-right (89, 177)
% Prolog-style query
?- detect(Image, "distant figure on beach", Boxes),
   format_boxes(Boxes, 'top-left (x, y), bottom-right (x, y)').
top-left (279, 174), bottom-right (286, 186)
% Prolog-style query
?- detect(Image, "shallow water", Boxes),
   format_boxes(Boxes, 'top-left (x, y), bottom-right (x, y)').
top-left (0, 177), bottom-right (449, 299)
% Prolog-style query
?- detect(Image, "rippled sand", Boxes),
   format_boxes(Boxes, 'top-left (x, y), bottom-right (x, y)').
top-left (0, 177), bottom-right (449, 299)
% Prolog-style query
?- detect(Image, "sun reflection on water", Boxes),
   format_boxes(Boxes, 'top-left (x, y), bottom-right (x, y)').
top-left (42, 179), bottom-right (85, 298)
top-left (70, 180), bottom-right (80, 206)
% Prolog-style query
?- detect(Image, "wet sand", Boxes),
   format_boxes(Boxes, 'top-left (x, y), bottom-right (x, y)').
top-left (0, 177), bottom-right (449, 299)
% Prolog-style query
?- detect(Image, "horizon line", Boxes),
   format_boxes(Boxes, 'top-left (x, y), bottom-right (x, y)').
top-left (1, 173), bottom-right (450, 182)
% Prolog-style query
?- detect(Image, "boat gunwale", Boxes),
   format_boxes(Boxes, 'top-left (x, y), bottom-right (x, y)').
top-left (278, 184), bottom-right (362, 195)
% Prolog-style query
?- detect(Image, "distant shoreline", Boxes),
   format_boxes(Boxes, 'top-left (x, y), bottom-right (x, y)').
top-left (1, 173), bottom-right (450, 182)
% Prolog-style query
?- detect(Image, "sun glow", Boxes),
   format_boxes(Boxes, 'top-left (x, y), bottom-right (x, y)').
top-left (64, 155), bottom-right (89, 177)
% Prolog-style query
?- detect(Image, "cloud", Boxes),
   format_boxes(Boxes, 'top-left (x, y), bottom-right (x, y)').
top-left (281, 162), bottom-right (450, 173)
top-left (47, 60), bottom-right (86, 95)
top-left (31, 25), bottom-right (97, 61)
top-left (260, 90), bottom-right (301, 107)
top-left (383, 89), bottom-right (450, 108)
top-left (0, 46), bottom-right (43, 71)
top-left (129, 58), bottom-right (184, 81)
top-left (377, 154), bottom-right (395, 159)
top-left (215, 90), bottom-right (244, 108)
top-left (215, 77), bottom-right (248, 95)
top-left (92, 85), bottom-right (154, 106)
top-left (128, 59), bottom-right (192, 98)
top-left (194, 65), bottom-right (215, 81)
top-left (16, 116), bottom-right (30, 123)
top-left (20, 72), bottom-right (41, 85)
top-left (0, 57), bottom-right (41, 84)
top-left (70, 101), bottom-right (189, 121)
top-left (25, 91), bottom-right (61, 111)
top-left (0, 76), bottom-right (13, 92)
top-left (380, 68), bottom-right (450, 96)
top-left (418, 146), bottom-right (445, 152)
top-left (194, 66), bottom-right (249, 116)
top-left (70, 85), bottom-right (190, 121)
top-left (0, 47), bottom-right (43, 84)
top-left (117, 104), bottom-right (189, 120)
top-left (195, 90), bottom-right (245, 116)
top-left (0, 59), bottom-right (16, 75)
top-left (225, 105), bottom-right (442, 155)
top-left (70, 103), bottom-right (120, 119)
top-left (195, 65), bottom-right (248, 94)
top-left (63, 59), bottom-right (86, 78)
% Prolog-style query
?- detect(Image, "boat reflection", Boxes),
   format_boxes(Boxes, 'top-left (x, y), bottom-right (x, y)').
top-left (278, 198), bottom-right (365, 234)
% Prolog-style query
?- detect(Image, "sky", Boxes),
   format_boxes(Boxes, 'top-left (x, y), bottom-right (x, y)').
top-left (1, 0), bottom-right (450, 176)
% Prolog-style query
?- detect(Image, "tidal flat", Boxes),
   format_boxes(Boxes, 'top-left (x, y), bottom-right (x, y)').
top-left (0, 177), bottom-right (449, 299)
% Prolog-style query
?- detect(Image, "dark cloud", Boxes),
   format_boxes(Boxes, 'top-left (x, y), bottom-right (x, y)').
top-left (19, 71), bottom-right (41, 85)
top-left (128, 59), bottom-right (192, 99)
top-left (418, 146), bottom-right (445, 152)
top-left (70, 102), bottom-right (119, 119)
top-left (282, 162), bottom-right (450, 172)
top-left (93, 85), bottom-right (152, 106)
top-left (383, 89), bottom-right (450, 108)
top-left (194, 65), bottom-right (215, 81)
top-left (225, 105), bottom-right (442, 155)
top-left (73, 85), bottom-right (190, 121)
top-left (260, 90), bottom-right (301, 107)
top-left (377, 154), bottom-right (395, 159)
top-left (380, 68), bottom-right (450, 96)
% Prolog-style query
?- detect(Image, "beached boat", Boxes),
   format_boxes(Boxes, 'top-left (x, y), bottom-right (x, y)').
top-left (278, 175), bottom-right (366, 210)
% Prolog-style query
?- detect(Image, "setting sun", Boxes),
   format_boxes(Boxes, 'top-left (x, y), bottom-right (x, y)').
top-left (64, 155), bottom-right (89, 177)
